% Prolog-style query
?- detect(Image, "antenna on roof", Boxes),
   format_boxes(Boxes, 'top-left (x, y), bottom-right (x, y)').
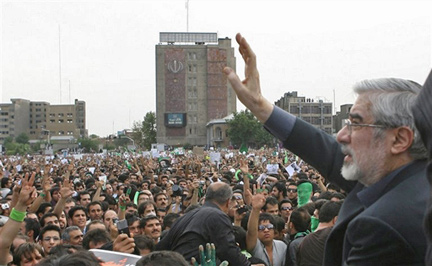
top-left (58, 24), bottom-right (62, 104)
top-left (185, 0), bottom-right (189, 32)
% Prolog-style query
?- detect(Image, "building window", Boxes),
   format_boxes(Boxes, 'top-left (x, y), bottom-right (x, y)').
top-left (58, 113), bottom-right (64, 117)
top-left (58, 131), bottom-right (64, 135)
top-left (50, 119), bottom-right (55, 123)
top-left (67, 119), bottom-right (73, 123)
top-left (58, 119), bottom-right (64, 123)
top-left (50, 113), bottom-right (55, 117)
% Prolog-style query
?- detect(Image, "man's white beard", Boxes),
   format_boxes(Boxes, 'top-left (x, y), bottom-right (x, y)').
top-left (341, 161), bottom-right (362, 181)
top-left (340, 140), bottom-right (387, 186)
top-left (340, 145), bottom-right (363, 181)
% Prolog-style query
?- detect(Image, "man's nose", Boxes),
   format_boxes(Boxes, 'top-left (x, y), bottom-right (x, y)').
top-left (336, 125), bottom-right (350, 144)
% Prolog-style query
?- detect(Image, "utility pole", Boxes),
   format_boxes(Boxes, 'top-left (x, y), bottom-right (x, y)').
top-left (185, 0), bottom-right (189, 32)
top-left (59, 24), bottom-right (62, 103)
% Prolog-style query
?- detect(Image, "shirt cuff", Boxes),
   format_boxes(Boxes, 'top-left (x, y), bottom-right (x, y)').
top-left (264, 105), bottom-right (296, 142)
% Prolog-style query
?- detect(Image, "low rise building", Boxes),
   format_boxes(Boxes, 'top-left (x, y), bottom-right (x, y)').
top-left (0, 98), bottom-right (87, 150)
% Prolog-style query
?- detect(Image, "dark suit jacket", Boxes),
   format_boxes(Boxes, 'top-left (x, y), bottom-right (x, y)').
top-left (155, 201), bottom-right (250, 266)
top-left (280, 117), bottom-right (428, 265)
top-left (413, 69), bottom-right (432, 265)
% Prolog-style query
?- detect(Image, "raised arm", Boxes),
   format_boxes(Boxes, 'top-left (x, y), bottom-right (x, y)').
top-left (224, 33), bottom-right (354, 193)
top-left (246, 191), bottom-right (265, 252)
top-left (28, 172), bottom-right (50, 213)
top-left (52, 178), bottom-right (74, 218)
top-left (0, 172), bottom-right (36, 265)
top-left (240, 158), bottom-right (252, 206)
top-left (223, 33), bottom-right (274, 123)
top-left (92, 181), bottom-right (104, 202)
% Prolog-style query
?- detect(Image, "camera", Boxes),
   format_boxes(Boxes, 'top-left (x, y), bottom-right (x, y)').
top-left (172, 184), bottom-right (183, 197)
top-left (237, 205), bottom-right (249, 215)
top-left (116, 219), bottom-right (130, 237)
top-left (1, 203), bottom-right (9, 210)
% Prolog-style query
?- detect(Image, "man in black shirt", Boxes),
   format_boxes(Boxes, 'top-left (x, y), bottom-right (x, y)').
top-left (156, 182), bottom-right (251, 266)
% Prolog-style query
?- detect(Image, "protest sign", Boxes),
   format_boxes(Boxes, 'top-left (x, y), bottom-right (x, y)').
top-left (266, 163), bottom-right (279, 175)
top-left (90, 249), bottom-right (141, 266)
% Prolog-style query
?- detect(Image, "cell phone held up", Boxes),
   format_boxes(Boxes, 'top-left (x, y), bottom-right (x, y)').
top-left (116, 219), bottom-right (130, 237)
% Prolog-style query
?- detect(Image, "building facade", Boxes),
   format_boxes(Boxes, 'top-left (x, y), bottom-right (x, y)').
top-left (275, 91), bottom-right (333, 134)
top-left (333, 103), bottom-right (353, 133)
top-left (206, 114), bottom-right (233, 149)
top-left (155, 32), bottom-right (236, 146)
top-left (0, 98), bottom-right (87, 146)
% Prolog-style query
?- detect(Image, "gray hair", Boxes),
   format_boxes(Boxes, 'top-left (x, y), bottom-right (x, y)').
top-left (205, 183), bottom-right (233, 205)
top-left (353, 78), bottom-right (427, 159)
top-left (61, 226), bottom-right (81, 241)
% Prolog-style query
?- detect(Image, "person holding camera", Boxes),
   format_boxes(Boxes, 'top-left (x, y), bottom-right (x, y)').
top-left (167, 184), bottom-right (183, 214)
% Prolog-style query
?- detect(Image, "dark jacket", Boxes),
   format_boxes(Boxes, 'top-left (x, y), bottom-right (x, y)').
top-left (413, 69), bottom-right (432, 265)
top-left (265, 108), bottom-right (428, 265)
top-left (156, 201), bottom-right (250, 266)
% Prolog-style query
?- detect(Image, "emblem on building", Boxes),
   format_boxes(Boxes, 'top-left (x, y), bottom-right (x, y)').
top-left (167, 60), bottom-right (184, 73)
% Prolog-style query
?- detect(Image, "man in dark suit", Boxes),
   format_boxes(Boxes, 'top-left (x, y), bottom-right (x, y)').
top-left (224, 33), bottom-right (429, 265)
top-left (412, 70), bottom-right (432, 264)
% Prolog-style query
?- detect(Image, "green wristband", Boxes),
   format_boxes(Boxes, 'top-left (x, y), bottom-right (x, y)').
top-left (10, 208), bottom-right (26, 222)
top-left (119, 206), bottom-right (126, 211)
top-left (39, 192), bottom-right (46, 198)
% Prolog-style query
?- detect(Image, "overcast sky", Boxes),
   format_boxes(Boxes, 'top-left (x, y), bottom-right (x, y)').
top-left (1, 0), bottom-right (431, 137)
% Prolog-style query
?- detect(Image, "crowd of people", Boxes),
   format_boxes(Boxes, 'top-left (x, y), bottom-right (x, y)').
top-left (0, 145), bottom-right (343, 266)
top-left (1, 32), bottom-right (432, 266)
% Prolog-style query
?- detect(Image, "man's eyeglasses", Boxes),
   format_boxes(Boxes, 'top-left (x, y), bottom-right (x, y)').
top-left (281, 206), bottom-right (293, 211)
top-left (287, 189), bottom-right (297, 193)
top-left (343, 119), bottom-right (387, 135)
top-left (234, 195), bottom-right (243, 200)
top-left (258, 224), bottom-right (274, 231)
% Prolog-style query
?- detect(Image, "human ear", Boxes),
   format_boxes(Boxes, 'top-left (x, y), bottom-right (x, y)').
top-left (390, 126), bottom-right (414, 155)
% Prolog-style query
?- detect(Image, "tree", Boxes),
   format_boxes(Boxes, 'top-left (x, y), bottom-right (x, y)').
top-left (15, 133), bottom-right (29, 144)
top-left (89, 134), bottom-right (99, 139)
top-left (132, 111), bottom-right (157, 150)
top-left (3, 135), bottom-right (31, 155)
top-left (226, 110), bottom-right (274, 148)
top-left (78, 138), bottom-right (99, 153)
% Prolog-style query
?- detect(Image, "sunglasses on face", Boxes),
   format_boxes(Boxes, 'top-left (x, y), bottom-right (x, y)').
top-left (258, 224), bottom-right (274, 231)
top-left (281, 206), bottom-right (293, 211)
top-left (287, 189), bottom-right (297, 193)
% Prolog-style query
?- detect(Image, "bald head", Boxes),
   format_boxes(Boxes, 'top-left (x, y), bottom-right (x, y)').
top-left (206, 182), bottom-right (233, 205)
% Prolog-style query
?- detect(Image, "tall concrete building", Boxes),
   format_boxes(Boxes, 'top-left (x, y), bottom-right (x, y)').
top-left (0, 98), bottom-right (87, 146)
top-left (275, 91), bottom-right (333, 134)
top-left (155, 32), bottom-right (236, 146)
top-left (333, 104), bottom-right (353, 133)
